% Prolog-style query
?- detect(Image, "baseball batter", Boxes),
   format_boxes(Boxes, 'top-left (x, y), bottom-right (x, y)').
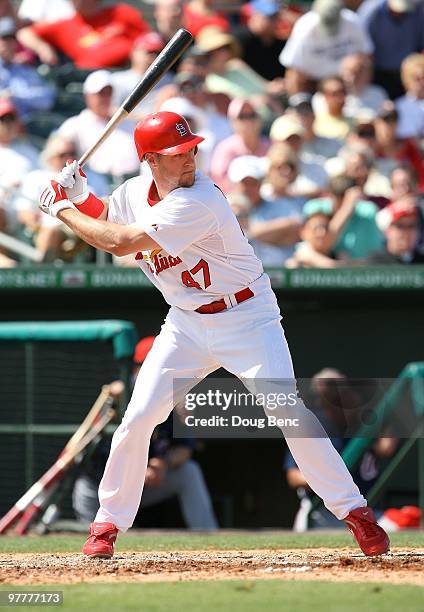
top-left (39, 111), bottom-right (389, 558)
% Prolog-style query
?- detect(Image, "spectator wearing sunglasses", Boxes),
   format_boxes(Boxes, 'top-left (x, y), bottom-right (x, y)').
top-left (210, 98), bottom-right (270, 193)
top-left (313, 76), bottom-right (353, 140)
top-left (368, 198), bottom-right (424, 264)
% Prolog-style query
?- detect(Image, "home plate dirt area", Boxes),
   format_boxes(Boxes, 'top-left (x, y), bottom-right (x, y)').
top-left (1, 548), bottom-right (423, 585)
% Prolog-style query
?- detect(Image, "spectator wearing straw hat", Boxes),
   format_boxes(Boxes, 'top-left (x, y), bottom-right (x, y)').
top-left (197, 26), bottom-right (284, 121)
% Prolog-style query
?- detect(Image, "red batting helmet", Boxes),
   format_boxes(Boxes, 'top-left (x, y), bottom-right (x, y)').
top-left (134, 111), bottom-right (204, 160)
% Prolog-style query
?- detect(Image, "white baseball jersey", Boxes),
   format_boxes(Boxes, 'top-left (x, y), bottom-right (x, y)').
top-left (108, 171), bottom-right (264, 310)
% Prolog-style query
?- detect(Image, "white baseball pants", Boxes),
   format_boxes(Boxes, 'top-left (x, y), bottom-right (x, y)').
top-left (95, 274), bottom-right (366, 530)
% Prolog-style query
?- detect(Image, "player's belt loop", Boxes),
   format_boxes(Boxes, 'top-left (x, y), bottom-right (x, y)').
top-left (223, 295), bottom-right (234, 309)
top-left (195, 287), bottom-right (254, 314)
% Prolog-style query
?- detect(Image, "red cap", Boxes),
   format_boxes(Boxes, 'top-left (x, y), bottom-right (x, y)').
top-left (134, 31), bottom-right (165, 53)
top-left (376, 199), bottom-right (418, 231)
top-left (134, 336), bottom-right (156, 364)
top-left (0, 98), bottom-right (17, 118)
top-left (134, 111), bottom-right (204, 159)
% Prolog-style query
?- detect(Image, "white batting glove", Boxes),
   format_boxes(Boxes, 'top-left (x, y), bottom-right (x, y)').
top-left (56, 160), bottom-right (88, 204)
top-left (39, 180), bottom-right (76, 217)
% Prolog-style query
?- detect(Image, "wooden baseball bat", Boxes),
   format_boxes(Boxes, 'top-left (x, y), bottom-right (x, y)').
top-left (13, 408), bottom-right (115, 535)
top-left (78, 28), bottom-right (193, 167)
top-left (0, 382), bottom-right (123, 535)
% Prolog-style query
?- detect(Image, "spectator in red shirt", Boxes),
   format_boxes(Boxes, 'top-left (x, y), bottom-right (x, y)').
top-left (183, 0), bottom-right (230, 37)
top-left (17, 0), bottom-right (149, 69)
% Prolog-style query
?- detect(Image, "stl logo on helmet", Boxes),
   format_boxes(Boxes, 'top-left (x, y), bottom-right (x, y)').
top-left (175, 123), bottom-right (187, 137)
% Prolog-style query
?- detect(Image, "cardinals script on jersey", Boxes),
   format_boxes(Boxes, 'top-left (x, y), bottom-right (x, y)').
top-left (108, 171), bottom-right (264, 310)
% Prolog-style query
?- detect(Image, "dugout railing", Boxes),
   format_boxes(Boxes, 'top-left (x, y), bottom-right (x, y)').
top-left (342, 362), bottom-right (424, 516)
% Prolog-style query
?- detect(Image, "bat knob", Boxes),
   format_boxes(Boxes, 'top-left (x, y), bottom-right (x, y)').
top-left (109, 380), bottom-right (125, 398)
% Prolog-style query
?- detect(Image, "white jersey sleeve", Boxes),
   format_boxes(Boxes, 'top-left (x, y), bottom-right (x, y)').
top-left (141, 195), bottom-right (218, 258)
top-left (107, 180), bottom-right (137, 225)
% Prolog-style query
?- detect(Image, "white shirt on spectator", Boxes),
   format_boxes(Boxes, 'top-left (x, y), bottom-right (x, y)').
top-left (344, 86), bottom-right (388, 117)
top-left (279, 9), bottom-right (373, 80)
top-left (58, 109), bottom-right (140, 176)
top-left (18, 0), bottom-right (75, 23)
top-left (294, 160), bottom-right (329, 196)
top-left (0, 141), bottom-right (38, 190)
top-left (249, 197), bottom-right (304, 266)
top-left (396, 94), bottom-right (424, 139)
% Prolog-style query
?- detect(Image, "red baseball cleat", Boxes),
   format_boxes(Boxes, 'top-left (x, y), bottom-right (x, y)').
top-left (82, 522), bottom-right (119, 559)
top-left (344, 507), bottom-right (390, 556)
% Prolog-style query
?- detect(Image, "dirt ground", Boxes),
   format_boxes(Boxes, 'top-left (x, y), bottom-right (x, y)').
top-left (1, 548), bottom-right (423, 586)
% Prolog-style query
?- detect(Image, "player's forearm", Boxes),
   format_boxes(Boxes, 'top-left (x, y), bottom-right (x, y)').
top-left (57, 209), bottom-right (156, 256)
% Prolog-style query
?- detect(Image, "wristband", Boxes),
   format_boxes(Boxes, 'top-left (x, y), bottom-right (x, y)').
top-left (75, 192), bottom-right (104, 219)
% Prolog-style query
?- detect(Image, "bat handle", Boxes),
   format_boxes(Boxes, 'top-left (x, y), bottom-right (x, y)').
top-left (78, 107), bottom-right (129, 167)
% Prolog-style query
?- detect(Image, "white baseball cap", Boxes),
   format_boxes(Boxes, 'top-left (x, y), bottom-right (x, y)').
top-left (270, 115), bottom-right (305, 142)
top-left (83, 70), bottom-right (113, 95)
top-left (228, 155), bottom-right (267, 183)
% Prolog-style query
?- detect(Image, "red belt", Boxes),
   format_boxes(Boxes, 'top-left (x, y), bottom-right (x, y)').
top-left (195, 287), bottom-right (254, 314)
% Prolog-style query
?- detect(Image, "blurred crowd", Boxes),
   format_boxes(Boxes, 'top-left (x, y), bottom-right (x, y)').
top-left (0, 0), bottom-right (423, 267)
